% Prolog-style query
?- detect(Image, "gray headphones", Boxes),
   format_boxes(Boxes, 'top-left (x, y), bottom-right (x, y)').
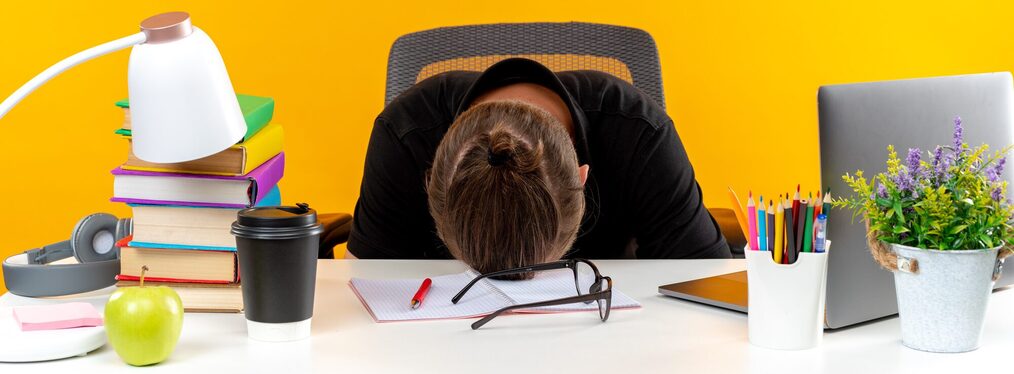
top-left (2, 213), bottom-right (132, 297)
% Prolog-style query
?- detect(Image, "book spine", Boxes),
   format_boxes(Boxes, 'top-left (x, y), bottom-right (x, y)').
top-left (248, 152), bottom-right (285, 205)
top-left (115, 275), bottom-right (234, 284)
top-left (128, 241), bottom-right (236, 251)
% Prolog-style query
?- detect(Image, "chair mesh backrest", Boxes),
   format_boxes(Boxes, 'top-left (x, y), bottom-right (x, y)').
top-left (385, 22), bottom-right (665, 110)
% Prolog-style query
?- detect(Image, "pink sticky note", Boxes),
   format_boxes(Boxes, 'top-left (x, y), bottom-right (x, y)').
top-left (12, 302), bottom-right (103, 331)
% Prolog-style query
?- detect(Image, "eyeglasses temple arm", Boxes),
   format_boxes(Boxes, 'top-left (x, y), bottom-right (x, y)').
top-left (470, 291), bottom-right (609, 330)
top-left (451, 260), bottom-right (573, 304)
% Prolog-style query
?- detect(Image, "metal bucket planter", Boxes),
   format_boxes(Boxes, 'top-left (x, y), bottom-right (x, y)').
top-left (890, 243), bottom-right (1001, 352)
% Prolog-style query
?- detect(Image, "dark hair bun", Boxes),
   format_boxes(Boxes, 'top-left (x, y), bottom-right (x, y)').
top-left (487, 149), bottom-right (510, 167)
top-left (487, 123), bottom-right (542, 173)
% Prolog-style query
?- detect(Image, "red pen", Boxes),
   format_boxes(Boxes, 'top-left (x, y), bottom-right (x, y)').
top-left (410, 278), bottom-right (432, 310)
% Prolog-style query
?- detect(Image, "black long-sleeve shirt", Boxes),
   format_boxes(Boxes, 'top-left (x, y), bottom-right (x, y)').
top-left (349, 58), bottom-right (730, 260)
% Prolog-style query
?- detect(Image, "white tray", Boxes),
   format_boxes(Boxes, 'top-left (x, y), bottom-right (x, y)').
top-left (0, 287), bottom-right (113, 362)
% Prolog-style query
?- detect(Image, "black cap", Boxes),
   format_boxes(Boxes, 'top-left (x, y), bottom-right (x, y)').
top-left (232, 203), bottom-right (324, 240)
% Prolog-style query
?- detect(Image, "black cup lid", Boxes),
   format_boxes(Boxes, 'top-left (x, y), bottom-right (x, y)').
top-left (232, 203), bottom-right (324, 240)
top-left (235, 203), bottom-right (318, 229)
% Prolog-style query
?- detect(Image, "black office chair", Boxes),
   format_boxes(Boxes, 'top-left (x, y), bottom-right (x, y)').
top-left (320, 23), bottom-right (746, 258)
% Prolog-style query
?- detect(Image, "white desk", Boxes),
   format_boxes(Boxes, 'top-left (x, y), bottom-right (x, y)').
top-left (2, 259), bottom-right (1013, 373)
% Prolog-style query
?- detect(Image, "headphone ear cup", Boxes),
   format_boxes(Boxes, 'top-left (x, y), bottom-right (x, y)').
top-left (71, 213), bottom-right (120, 263)
top-left (115, 217), bottom-right (133, 241)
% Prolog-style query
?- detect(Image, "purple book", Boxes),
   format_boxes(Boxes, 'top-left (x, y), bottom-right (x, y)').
top-left (111, 153), bottom-right (284, 208)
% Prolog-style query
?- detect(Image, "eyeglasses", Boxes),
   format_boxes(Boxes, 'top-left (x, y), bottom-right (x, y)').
top-left (451, 258), bottom-right (613, 330)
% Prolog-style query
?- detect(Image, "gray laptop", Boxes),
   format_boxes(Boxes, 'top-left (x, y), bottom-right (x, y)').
top-left (661, 72), bottom-right (1014, 328)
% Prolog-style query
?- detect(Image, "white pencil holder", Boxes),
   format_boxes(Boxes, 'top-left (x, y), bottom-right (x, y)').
top-left (745, 250), bottom-right (828, 350)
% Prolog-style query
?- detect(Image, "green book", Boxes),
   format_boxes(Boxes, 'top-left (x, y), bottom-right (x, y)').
top-left (114, 94), bottom-right (274, 143)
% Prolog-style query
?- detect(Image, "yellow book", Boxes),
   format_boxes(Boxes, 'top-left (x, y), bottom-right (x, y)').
top-left (122, 122), bottom-right (284, 176)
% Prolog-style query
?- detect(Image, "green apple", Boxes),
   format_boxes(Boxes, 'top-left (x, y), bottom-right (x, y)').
top-left (104, 266), bottom-right (184, 366)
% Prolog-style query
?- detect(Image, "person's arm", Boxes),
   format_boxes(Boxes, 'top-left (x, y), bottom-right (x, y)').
top-left (627, 119), bottom-right (731, 259)
top-left (347, 118), bottom-right (437, 259)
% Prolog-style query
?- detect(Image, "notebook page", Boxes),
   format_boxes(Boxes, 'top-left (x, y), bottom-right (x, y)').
top-left (349, 272), bottom-right (511, 322)
top-left (485, 268), bottom-right (641, 312)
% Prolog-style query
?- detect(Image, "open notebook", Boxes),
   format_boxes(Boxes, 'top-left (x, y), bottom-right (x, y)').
top-left (349, 268), bottom-right (641, 322)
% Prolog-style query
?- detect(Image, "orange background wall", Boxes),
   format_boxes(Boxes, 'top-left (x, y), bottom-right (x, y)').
top-left (2, 1), bottom-right (1013, 292)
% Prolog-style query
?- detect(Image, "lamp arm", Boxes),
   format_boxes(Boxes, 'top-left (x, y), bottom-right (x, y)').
top-left (0, 32), bottom-right (147, 120)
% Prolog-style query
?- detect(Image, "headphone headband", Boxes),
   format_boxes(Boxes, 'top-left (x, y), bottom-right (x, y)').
top-left (3, 249), bottom-right (120, 297)
top-left (1, 213), bottom-right (129, 297)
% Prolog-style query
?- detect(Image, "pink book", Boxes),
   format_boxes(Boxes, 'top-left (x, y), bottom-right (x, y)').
top-left (13, 302), bottom-right (103, 331)
top-left (111, 152), bottom-right (284, 208)
top-left (348, 269), bottom-right (640, 323)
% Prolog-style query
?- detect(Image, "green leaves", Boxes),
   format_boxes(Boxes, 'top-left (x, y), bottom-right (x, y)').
top-left (947, 224), bottom-right (968, 235)
top-left (980, 233), bottom-right (994, 249)
top-left (876, 198), bottom-right (893, 208)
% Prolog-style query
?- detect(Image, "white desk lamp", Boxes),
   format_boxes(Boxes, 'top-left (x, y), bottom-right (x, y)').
top-left (0, 12), bottom-right (246, 163)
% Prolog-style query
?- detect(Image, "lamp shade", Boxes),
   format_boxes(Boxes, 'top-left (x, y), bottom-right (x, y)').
top-left (127, 25), bottom-right (246, 163)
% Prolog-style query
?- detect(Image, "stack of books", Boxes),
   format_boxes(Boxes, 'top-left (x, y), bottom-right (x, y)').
top-left (110, 94), bottom-right (285, 313)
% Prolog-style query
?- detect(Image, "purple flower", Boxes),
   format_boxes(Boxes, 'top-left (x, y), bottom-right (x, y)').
top-left (936, 156), bottom-right (952, 181)
top-left (987, 157), bottom-right (1007, 183)
top-left (932, 146), bottom-right (943, 168)
top-left (987, 169), bottom-right (999, 183)
top-left (953, 116), bottom-right (964, 150)
top-left (906, 148), bottom-right (922, 177)
top-left (992, 187), bottom-right (1003, 202)
top-left (894, 169), bottom-right (914, 192)
top-left (877, 182), bottom-right (888, 198)
top-left (931, 146), bottom-right (946, 184)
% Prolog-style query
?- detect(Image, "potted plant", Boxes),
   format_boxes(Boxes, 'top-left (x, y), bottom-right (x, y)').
top-left (836, 117), bottom-right (1013, 352)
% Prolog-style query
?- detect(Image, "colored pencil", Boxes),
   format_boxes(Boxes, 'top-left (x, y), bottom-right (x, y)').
top-left (784, 202), bottom-right (797, 264)
top-left (802, 203), bottom-right (815, 253)
top-left (747, 192), bottom-right (758, 251)
top-left (762, 200), bottom-right (770, 250)
top-left (773, 198), bottom-right (784, 264)
top-left (814, 191), bottom-right (822, 217)
top-left (727, 187), bottom-right (751, 242)
top-left (791, 185), bottom-right (801, 237)
top-left (757, 196), bottom-right (767, 251)
top-left (784, 192), bottom-right (789, 262)
top-left (822, 189), bottom-right (832, 216)
top-left (795, 199), bottom-right (808, 256)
